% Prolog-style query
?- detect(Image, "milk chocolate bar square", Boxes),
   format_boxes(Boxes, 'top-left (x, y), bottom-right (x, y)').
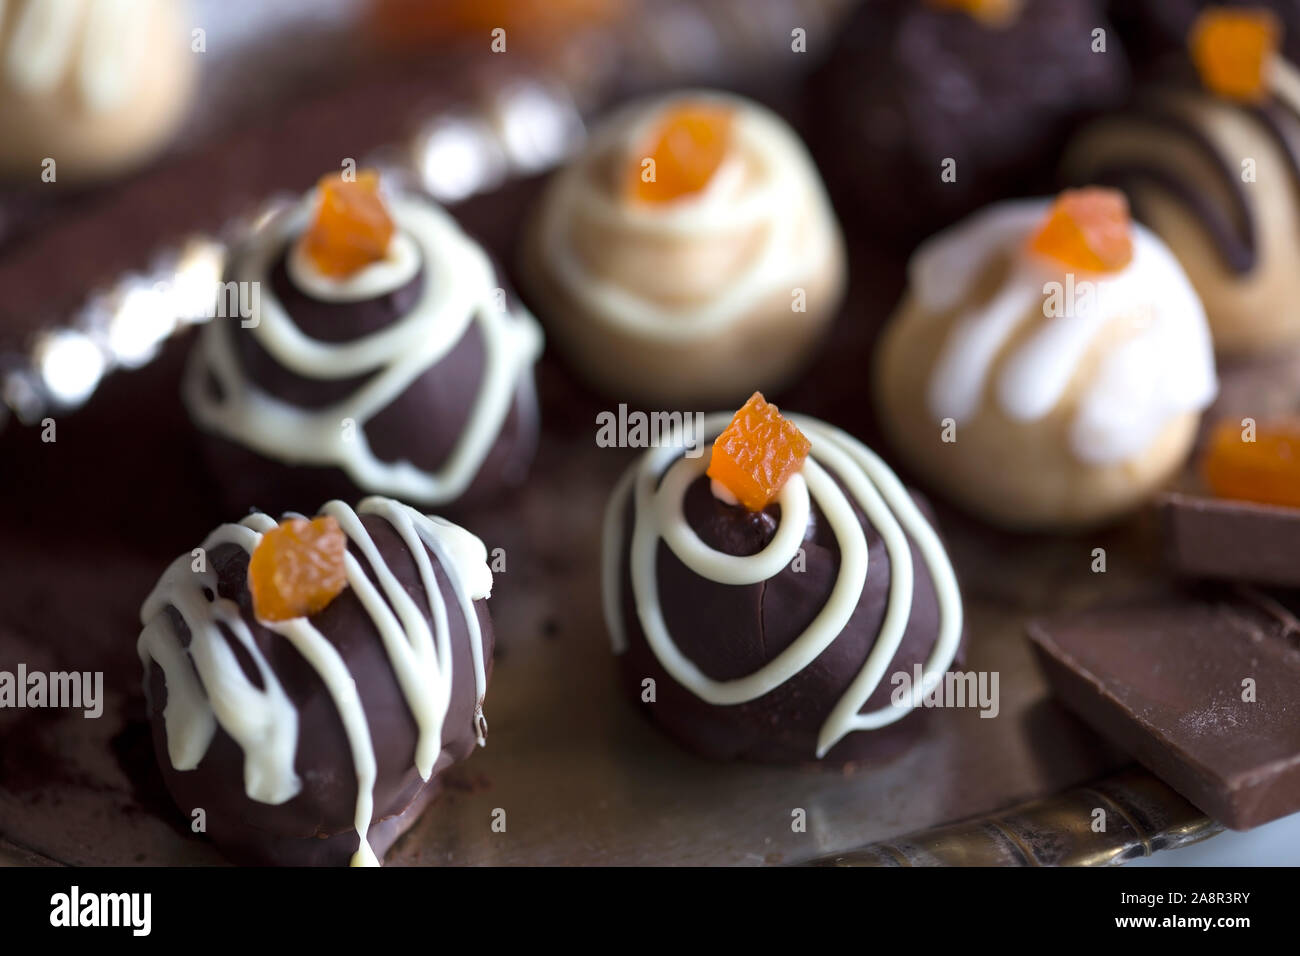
top-left (1028, 592), bottom-right (1300, 830)
top-left (1160, 492), bottom-right (1300, 588)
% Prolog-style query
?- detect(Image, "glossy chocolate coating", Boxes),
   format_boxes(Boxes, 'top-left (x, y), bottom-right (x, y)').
top-left (617, 472), bottom-right (962, 765)
top-left (806, 0), bottom-right (1128, 245)
top-left (198, 248), bottom-right (537, 517)
top-left (144, 514), bottom-right (494, 865)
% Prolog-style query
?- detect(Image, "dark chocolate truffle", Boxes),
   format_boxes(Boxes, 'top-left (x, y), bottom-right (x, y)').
top-left (602, 411), bottom-right (965, 765)
top-left (137, 497), bottom-right (495, 866)
top-left (183, 179), bottom-right (543, 516)
top-left (805, 0), bottom-right (1129, 245)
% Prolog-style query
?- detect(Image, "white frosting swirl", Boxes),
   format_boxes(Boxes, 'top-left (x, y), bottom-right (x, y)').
top-left (602, 414), bottom-right (963, 758)
top-left (183, 191), bottom-right (543, 505)
top-left (4, 0), bottom-right (156, 111)
top-left (916, 198), bottom-right (1218, 465)
top-left (286, 230), bottom-right (423, 303)
top-left (137, 497), bottom-right (493, 867)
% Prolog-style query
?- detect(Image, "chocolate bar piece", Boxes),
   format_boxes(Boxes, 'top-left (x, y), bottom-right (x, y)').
top-left (1161, 491), bottom-right (1300, 588)
top-left (1028, 591), bottom-right (1300, 830)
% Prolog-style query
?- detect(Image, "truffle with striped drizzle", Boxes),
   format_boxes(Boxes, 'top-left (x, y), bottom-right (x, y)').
top-left (603, 411), bottom-right (964, 764)
top-left (1062, 54), bottom-right (1300, 355)
top-left (138, 497), bottom-right (494, 866)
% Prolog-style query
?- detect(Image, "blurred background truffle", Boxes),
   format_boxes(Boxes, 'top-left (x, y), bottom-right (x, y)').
top-left (805, 0), bottom-right (1129, 246)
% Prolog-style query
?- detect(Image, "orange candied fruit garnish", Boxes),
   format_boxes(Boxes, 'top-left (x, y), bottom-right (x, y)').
top-left (1203, 417), bottom-right (1300, 509)
top-left (1189, 7), bottom-right (1281, 103)
top-left (248, 515), bottom-right (350, 623)
top-left (298, 170), bottom-right (395, 278)
top-left (706, 392), bottom-right (812, 512)
top-left (1028, 187), bottom-right (1134, 273)
top-left (928, 0), bottom-right (1024, 27)
top-left (626, 103), bottom-right (734, 204)
top-left (368, 0), bottom-right (625, 51)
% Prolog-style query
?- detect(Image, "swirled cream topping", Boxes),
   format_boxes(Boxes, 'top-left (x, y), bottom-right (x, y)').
top-left (537, 90), bottom-right (842, 340)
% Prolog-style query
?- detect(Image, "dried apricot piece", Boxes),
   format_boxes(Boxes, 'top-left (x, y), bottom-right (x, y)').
top-left (1028, 187), bottom-right (1134, 273)
top-left (706, 391), bottom-right (811, 512)
top-left (1189, 7), bottom-right (1280, 103)
top-left (929, 0), bottom-right (1023, 27)
top-left (299, 170), bottom-right (395, 278)
top-left (1203, 418), bottom-right (1300, 509)
top-left (626, 104), bottom-right (734, 204)
top-left (248, 516), bottom-right (350, 622)
top-left (369, 0), bottom-right (622, 49)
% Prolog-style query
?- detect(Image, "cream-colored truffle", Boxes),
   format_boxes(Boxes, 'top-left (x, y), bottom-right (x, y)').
top-left (1062, 64), bottom-right (1300, 356)
top-left (874, 198), bottom-right (1218, 530)
top-left (521, 90), bottom-right (845, 408)
top-left (0, 0), bottom-right (197, 184)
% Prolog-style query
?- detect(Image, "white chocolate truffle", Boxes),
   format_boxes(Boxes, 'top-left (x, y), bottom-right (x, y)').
top-left (874, 198), bottom-right (1218, 530)
top-left (521, 90), bottom-right (846, 408)
top-left (0, 0), bottom-right (197, 183)
top-left (1061, 61), bottom-right (1300, 356)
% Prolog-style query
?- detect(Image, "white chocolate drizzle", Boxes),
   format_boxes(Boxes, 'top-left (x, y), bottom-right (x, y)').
top-left (183, 191), bottom-right (543, 505)
top-left (538, 91), bottom-right (841, 340)
top-left (137, 497), bottom-right (493, 867)
top-left (602, 414), bottom-right (963, 758)
top-left (286, 230), bottom-right (423, 304)
top-left (915, 199), bottom-right (1217, 465)
top-left (3, 0), bottom-right (155, 111)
